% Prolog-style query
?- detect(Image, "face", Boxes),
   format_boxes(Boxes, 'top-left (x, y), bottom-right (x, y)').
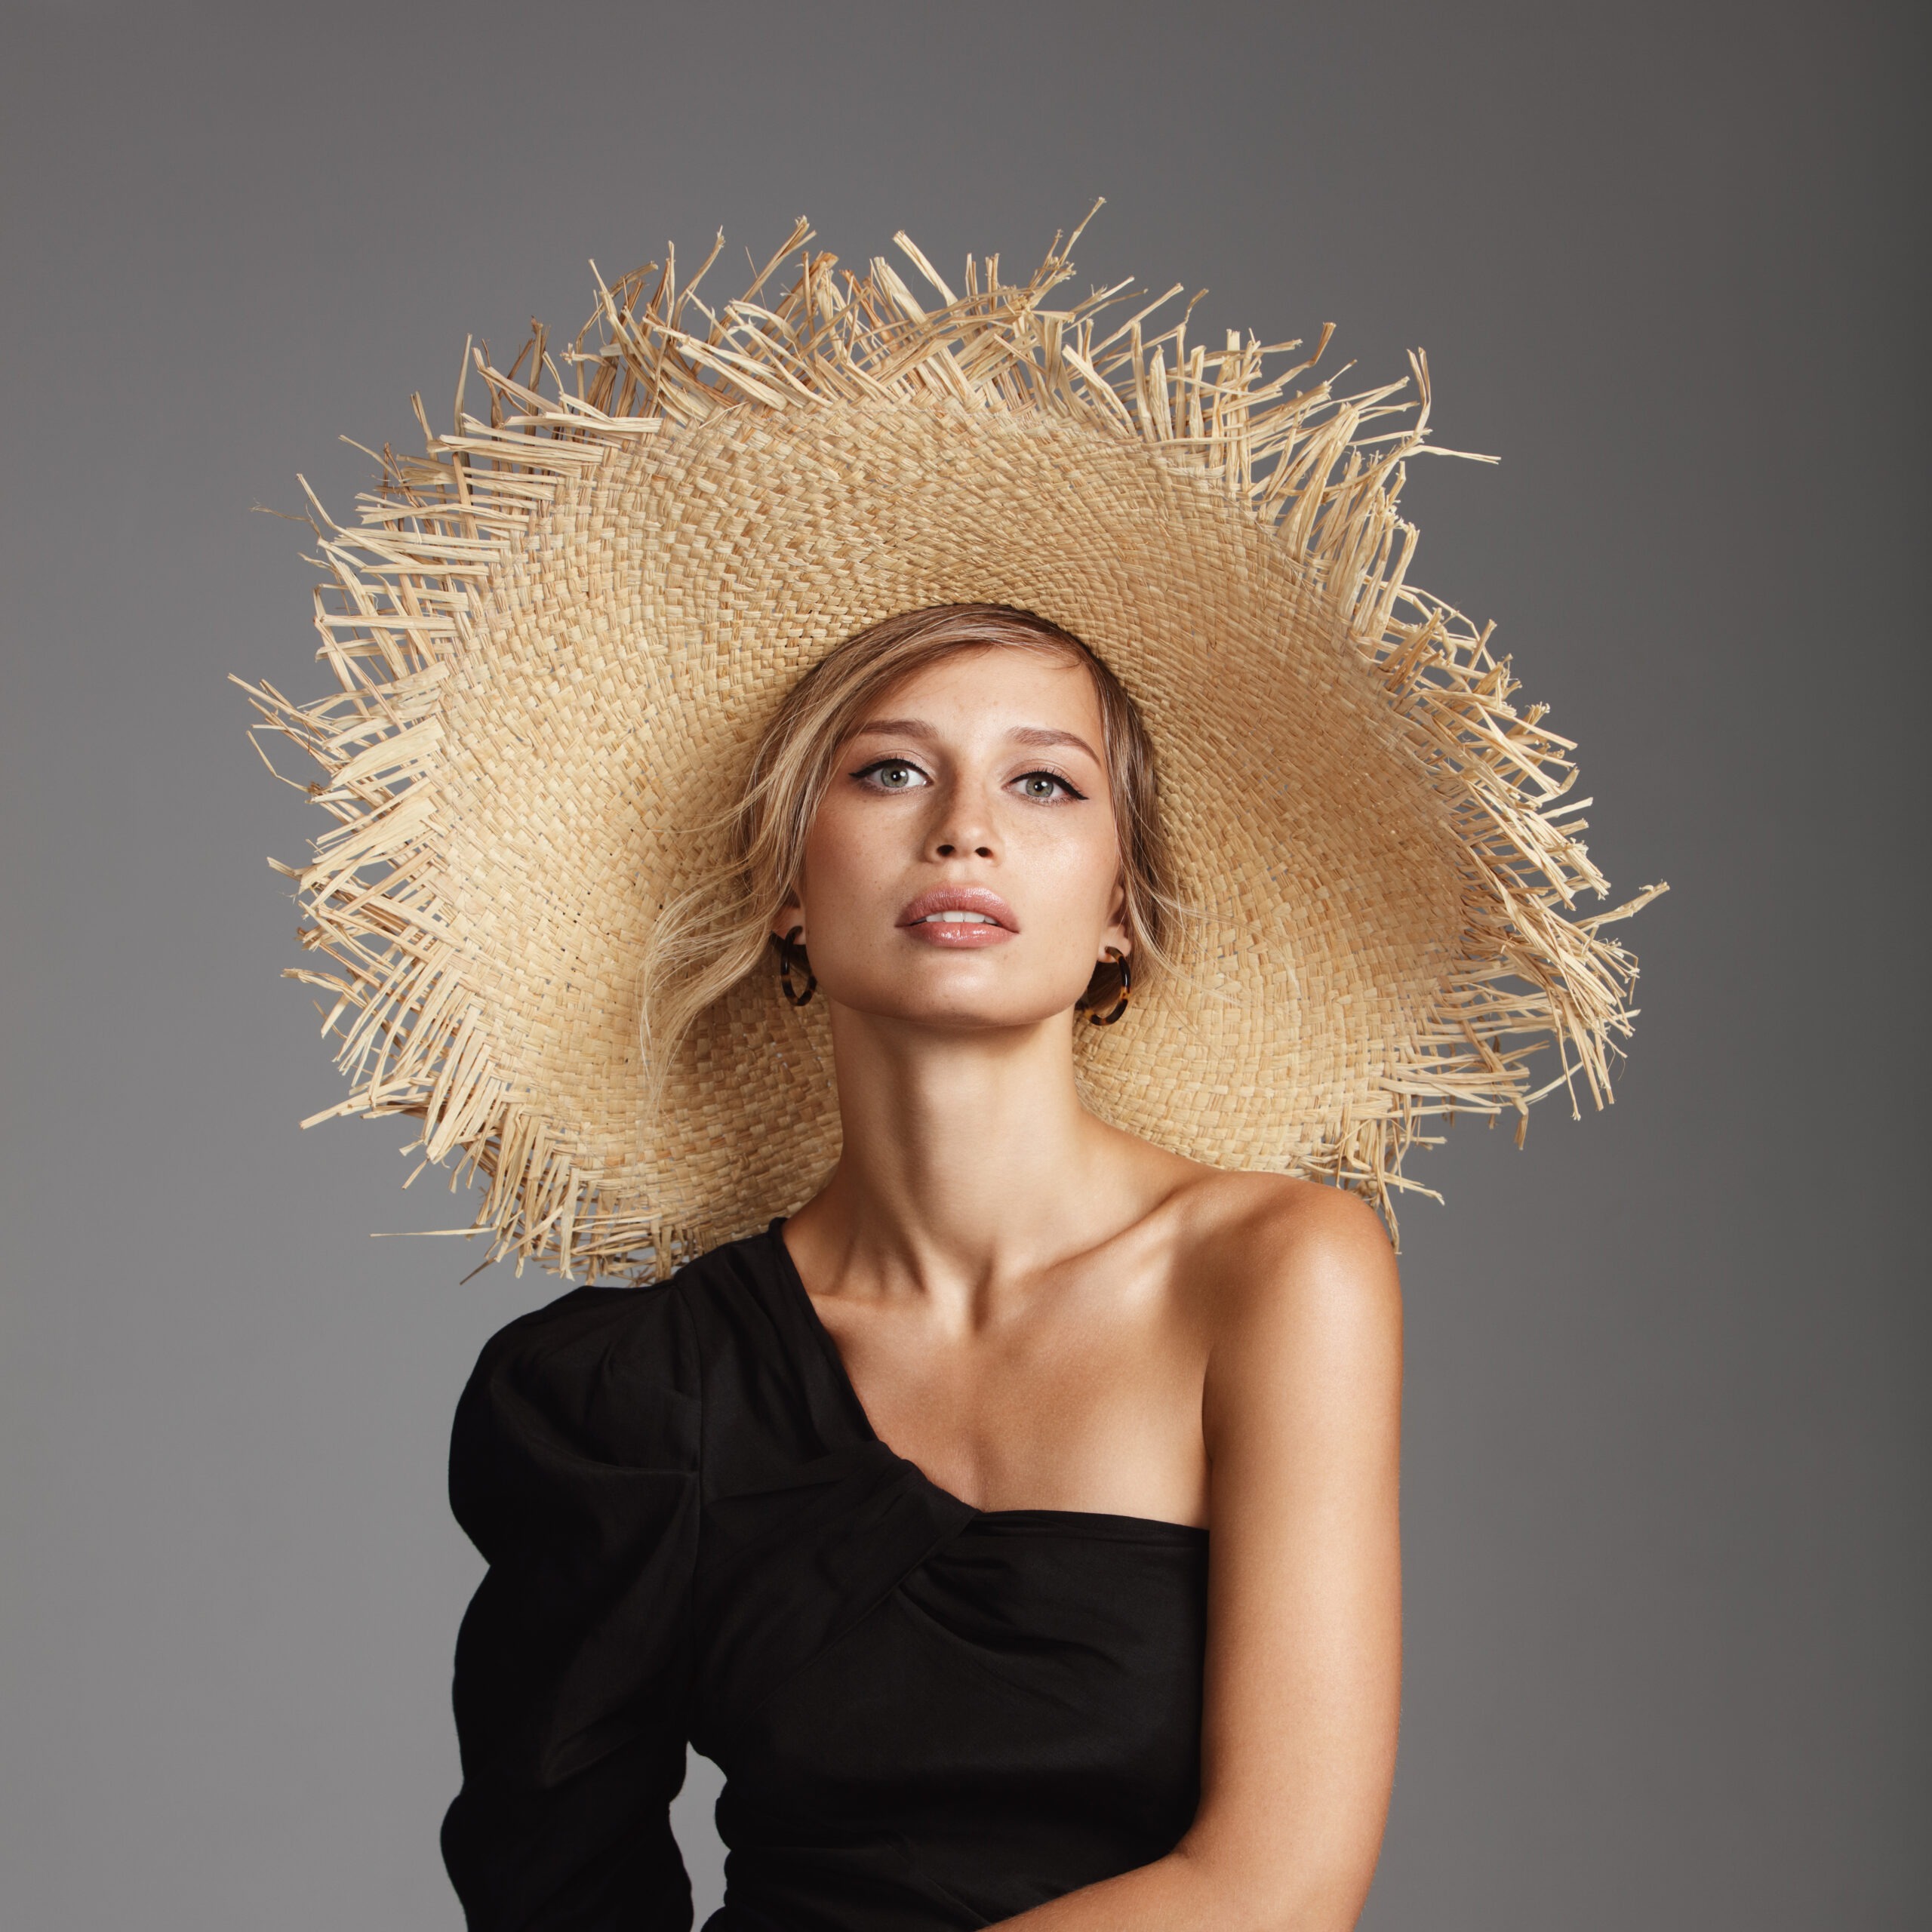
top-left (777, 647), bottom-right (1130, 1030)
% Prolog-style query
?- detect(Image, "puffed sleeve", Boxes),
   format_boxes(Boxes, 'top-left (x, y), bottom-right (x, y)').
top-left (441, 1282), bottom-right (703, 1930)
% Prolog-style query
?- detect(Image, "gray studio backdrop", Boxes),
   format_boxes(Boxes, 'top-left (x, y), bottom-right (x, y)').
top-left (3, 3), bottom-right (1924, 1926)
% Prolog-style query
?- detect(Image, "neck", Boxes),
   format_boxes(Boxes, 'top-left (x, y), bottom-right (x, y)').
top-left (801, 1001), bottom-right (1126, 1300)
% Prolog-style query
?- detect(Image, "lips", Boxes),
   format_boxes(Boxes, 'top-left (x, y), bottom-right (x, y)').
top-left (896, 885), bottom-right (1020, 933)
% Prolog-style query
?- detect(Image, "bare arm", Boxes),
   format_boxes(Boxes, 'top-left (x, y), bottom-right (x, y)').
top-left (995, 1184), bottom-right (1404, 1932)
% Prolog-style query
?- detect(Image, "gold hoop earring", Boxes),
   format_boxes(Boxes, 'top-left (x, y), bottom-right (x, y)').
top-left (771, 925), bottom-right (817, 1007)
top-left (1083, 946), bottom-right (1131, 1026)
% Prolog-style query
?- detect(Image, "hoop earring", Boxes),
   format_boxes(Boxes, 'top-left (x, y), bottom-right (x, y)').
top-left (1086, 946), bottom-right (1131, 1026)
top-left (771, 926), bottom-right (817, 1007)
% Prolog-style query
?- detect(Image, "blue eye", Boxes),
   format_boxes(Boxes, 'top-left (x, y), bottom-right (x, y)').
top-left (1016, 769), bottom-right (1084, 801)
top-left (854, 758), bottom-right (928, 791)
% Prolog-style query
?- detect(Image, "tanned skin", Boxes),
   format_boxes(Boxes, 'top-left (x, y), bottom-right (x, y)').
top-left (776, 647), bottom-right (1402, 1931)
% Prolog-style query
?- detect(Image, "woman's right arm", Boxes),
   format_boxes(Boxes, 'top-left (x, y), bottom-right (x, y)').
top-left (441, 1287), bottom-right (704, 1931)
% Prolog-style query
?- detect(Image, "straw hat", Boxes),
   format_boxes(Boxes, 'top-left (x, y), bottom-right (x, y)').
top-left (239, 209), bottom-right (1663, 1281)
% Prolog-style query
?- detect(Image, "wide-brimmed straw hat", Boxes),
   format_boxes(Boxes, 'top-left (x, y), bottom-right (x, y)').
top-left (238, 208), bottom-right (1663, 1281)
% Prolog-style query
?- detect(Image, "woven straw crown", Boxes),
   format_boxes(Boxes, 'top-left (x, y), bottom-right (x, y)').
top-left (239, 210), bottom-right (1662, 1281)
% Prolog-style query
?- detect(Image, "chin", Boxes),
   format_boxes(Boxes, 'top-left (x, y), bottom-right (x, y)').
top-left (836, 980), bottom-right (1076, 1032)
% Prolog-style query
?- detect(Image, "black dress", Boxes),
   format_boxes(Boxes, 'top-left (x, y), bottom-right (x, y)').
top-left (441, 1219), bottom-right (1210, 1930)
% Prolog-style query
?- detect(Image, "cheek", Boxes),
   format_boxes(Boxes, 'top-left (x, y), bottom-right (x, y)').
top-left (1017, 814), bottom-right (1123, 915)
top-left (799, 796), bottom-right (893, 910)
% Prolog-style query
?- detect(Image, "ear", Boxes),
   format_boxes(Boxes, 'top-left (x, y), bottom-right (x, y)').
top-left (771, 884), bottom-right (804, 945)
top-left (1102, 873), bottom-right (1132, 956)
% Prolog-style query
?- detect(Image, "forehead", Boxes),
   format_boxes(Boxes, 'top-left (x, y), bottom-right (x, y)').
top-left (855, 645), bottom-right (1102, 737)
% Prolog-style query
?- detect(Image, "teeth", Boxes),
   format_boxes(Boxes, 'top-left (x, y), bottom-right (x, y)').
top-left (921, 910), bottom-right (996, 924)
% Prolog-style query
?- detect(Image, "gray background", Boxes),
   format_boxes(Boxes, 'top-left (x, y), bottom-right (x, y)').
top-left (2, 2), bottom-right (1924, 1925)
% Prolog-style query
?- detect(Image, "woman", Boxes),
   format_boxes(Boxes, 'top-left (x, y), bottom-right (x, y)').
top-left (242, 217), bottom-right (1654, 1929)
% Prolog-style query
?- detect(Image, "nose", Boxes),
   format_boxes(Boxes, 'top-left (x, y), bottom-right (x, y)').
top-left (927, 774), bottom-right (997, 861)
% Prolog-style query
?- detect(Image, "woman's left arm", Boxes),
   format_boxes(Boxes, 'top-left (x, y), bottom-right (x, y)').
top-left (999, 1183), bottom-right (1404, 1932)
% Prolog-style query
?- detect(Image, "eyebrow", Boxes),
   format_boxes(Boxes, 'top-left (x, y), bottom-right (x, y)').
top-left (848, 718), bottom-right (1103, 764)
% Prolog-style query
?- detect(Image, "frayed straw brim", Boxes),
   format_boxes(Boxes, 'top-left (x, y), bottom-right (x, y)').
top-left (237, 208), bottom-right (1663, 1281)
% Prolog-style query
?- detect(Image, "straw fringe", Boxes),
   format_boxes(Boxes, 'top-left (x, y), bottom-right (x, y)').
top-left (238, 209), bottom-right (1663, 1278)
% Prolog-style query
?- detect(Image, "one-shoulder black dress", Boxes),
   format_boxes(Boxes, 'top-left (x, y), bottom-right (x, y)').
top-left (441, 1219), bottom-right (1210, 1930)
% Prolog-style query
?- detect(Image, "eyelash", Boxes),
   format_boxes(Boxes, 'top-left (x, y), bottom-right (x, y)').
top-left (849, 757), bottom-right (1088, 802)
top-left (1022, 768), bottom-right (1087, 801)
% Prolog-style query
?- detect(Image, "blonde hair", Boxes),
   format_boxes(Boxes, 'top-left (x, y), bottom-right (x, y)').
top-left (638, 604), bottom-right (1191, 1102)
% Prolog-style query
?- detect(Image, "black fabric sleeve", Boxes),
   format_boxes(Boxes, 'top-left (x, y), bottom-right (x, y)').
top-left (441, 1283), bottom-right (703, 1930)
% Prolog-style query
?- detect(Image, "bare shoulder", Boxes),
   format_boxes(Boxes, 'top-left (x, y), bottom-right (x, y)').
top-left (1164, 1167), bottom-right (1398, 1306)
top-left (1161, 1171), bottom-right (1402, 1416)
